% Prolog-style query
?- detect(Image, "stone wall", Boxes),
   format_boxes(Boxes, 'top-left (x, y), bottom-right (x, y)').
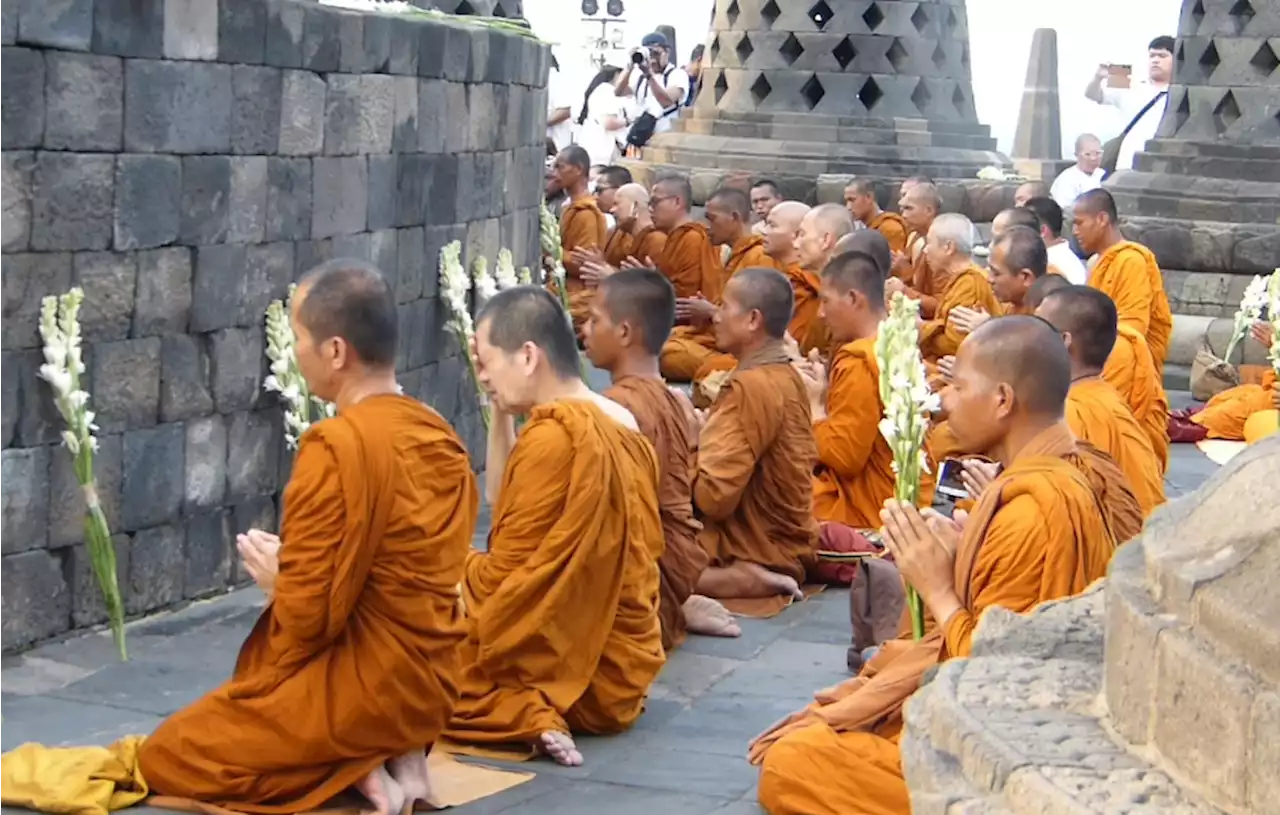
top-left (0, 0), bottom-right (550, 651)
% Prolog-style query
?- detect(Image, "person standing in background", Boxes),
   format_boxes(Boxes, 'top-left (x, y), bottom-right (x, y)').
top-left (547, 52), bottom-right (578, 153)
top-left (1050, 134), bottom-right (1105, 209)
top-left (577, 65), bottom-right (628, 168)
top-left (1085, 36), bottom-right (1173, 174)
top-left (615, 32), bottom-right (690, 146)
top-left (684, 44), bottom-right (704, 107)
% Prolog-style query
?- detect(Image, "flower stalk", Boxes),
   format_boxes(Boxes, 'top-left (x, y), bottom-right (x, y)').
top-left (38, 289), bottom-right (128, 660)
top-left (875, 292), bottom-right (941, 641)
top-left (1224, 273), bottom-right (1270, 364)
top-left (538, 202), bottom-right (590, 383)
top-left (440, 241), bottom-right (491, 430)
top-left (264, 285), bottom-right (336, 449)
top-left (472, 256), bottom-right (498, 303)
top-left (1267, 269), bottom-right (1280, 375)
top-left (494, 249), bottom-right (520, 291)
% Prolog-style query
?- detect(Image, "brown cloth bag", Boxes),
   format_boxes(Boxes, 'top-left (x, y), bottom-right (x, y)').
top-left (1190, 337), bottom-right (1239, 401)
top-left (847, 557), bottom-right (907, 674)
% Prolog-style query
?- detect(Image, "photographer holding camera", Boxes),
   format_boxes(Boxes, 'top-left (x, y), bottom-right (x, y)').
top-left (614, 32), bottom-right (689, 150)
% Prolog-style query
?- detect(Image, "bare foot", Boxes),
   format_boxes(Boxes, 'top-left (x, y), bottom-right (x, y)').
top-left (357, 763), bottom-right (406, 815)
top-left (387, 750), bottom-right (432, 811)
top-left (744, 562), bottom-right (804, 600)
top-left (538, 731), bottom-right (584, 767)
top-left (683, 595), bottom-right (742, 638)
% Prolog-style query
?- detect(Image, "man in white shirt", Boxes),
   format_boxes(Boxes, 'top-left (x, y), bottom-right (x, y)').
top-left (546, 52), bottom-right (577, 153)
top-left (614, 32), bottom-right (690, 142)
top-left (1022, 196), bottom-right (1089, 285)
top-left (1050, 134), bottom-right (1105, 209)
top-left (1085, 35), bottom-right (1174, 173)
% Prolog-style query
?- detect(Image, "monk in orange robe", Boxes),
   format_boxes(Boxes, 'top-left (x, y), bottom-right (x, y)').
top-left (575, 183), bottom-right (669, 282)
top-left (644, 173), bottom-right (722, 299)
top-left (844, 178), bottom-right (908, 254)
top-left (134, 261), bottom-right (478, 815)
top-left (751, 317), bottom-right (1122, 815)
top-left (892, 183), bottom-right (943, 316)
top-left (762, 200), bottom-right (812, 339)
top-left (447, 286), bottom-right (664, 767)
top-left (553, 146), bottom-right (608, 333)
top-left (750, 178), bottom-right (785, 235)
top-left (584, 268), bottom-right (742, 645)
top-left (1072, 188), bottom-right (1172, 376)
top-left (1036, 285), bottom-right (1167, 516)
top-left (687, 267), bottom-right (820, 602)
top-left (789, 203), bottom-right (854, 355)
top-left (1192, 322), bottom-right (1278, 440)
top-left (945, 225), bottom-right (1049, 344)
top-left (908, 213), bottom-right (1002, 365)
top-left (661, 187), bottom-right (771, 382)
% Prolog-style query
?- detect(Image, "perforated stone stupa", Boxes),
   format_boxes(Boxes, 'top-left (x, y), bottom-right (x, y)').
top-left (630, 0), bottom-right (1007, 201)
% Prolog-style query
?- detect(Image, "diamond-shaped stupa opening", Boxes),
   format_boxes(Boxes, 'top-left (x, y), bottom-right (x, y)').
top-left (911, 79), bottom-right (931, 113)
top-left (808, 0), bottom-right (834, 31)
top-left (714, 71), bottom-right (729, 104)
top-left (801, 74), bottom-right (825, 110)
top-left (833, 36), bottom-right (857, 70)
top-left (456, 0), bottom-right (476, 13)
top-left (1228, 0), bottom-right (1255, 34)
top-left (1250, 41), bottom-right (1279, 76)
top-left (945, 7), bottom-right (959, 32)
top-left (726, 0), bottom-right (740, 26)
top-left (1190, 0), bottom-right (1206, 27)
top-left (886, 38), bottom-right (909, 72)
top-left (491, 2), bottom-right (507, 17)
top-left (780, 33), bottom-right (804, 66)
top-left (1199, 41), bottom-right (1221, 74)
top-left (709, 35), bottom-right (721, 63)
top-left (1171, 88), bottom-right (1191, 134)
top-left (736, 33), bottom-right (754, 64)
top-left (952, 84), bottom-right (967, 114)
top-left (931, 42), bottom-right (946, 70)
top-left (911, 5), bottom-right (929, 33)
top-left (1212, 89), bottom-right (1241, 133)
top-left (862, 3), bottom-right (885, 31)
top-left (858, 77), bottom-right (883, 111)
top-left (761, 0), bottom-right (782, 29)
top-left (750, 73), bottom-right (773, 106)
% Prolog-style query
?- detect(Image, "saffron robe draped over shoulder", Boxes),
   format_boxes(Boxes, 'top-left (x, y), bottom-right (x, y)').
top-left (1065, 378), bottom-right (1166, 516)
top-left (917, 265), bottom-right (1002, 364)
top-left (602, 228), bottom-right (633, 268)
top-left (782, 262), bottom-right (829, 357)
top-left (1088, 241), bottom-right (1172, 376)
top-left (1192, 369), bottom-right (1278, 440)
top-left (656, 221), bottom-right (722, 300)
top-left (629, 226), bottom-right (668, 268)
top-left (445, 401), bottom-right (665, 748)
top-left (868, 212), bottom-right (909, 255)
top-left (605, 376), bottom-right (709, 651)
top-left (560, 196), bottom-right (608, 293)
top-left (752, 423), bottom-right (1118, 815)
top-left (1101, 325), bottom-right (1170, 472)
top-left (812, 338), bottom-right (896, 529)
top-left (138, 396), bottom-right (478, 812)
top-left (694, 355), bottom-right (819, 585)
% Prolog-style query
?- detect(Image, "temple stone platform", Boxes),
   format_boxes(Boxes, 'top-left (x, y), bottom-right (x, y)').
top-left (902, 435), bottom-right (1280, 814)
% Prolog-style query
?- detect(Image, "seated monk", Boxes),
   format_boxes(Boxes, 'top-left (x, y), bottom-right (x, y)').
top-left (661, 187), bottom-right (771, 382)
top-left (750, 178), bottom-right (785, 236)
top-left (892, 182), bottom-right (943, 315)
top-left (1072, 188), bottom-right (1172, 376)
top-left (592, 165), bottom-right (631, 223)
top-left (844, 178), bottom-right (908, 253)
top-left (133, 261), bottom-right (479, 814)
top-left (790, 204), bottom-right (855, 356)
top-left (553, 145), bottom-right (608, 333)
top-left (1014, 179), bottom-right (1050, 208)
top-left (687, 267), bottom-right (820, 602)
top-left (578, 183), bottom-right (668, 276)
top-left (1191, 321), bottom-right (1278, 441)
top-left (751, 317), bottom-right (1122, 815)
top-left (947, 225), bottom-right (1050, 338)
top-left (446, 286), bottom-right (665, 767)
top-left (833, 229), bottom-right (892, 274)
top-left (583, 267), bottom-right (742, 645)
top-left (1035, 285), bottom-right (1167, 516)
top-left (643, 173), bottom-right (721, 299)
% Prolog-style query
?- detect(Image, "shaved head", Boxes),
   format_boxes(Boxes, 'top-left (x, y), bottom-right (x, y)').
top-left (652, 173), bottom-right (693, 211)
top-left (834, 230), bottom-right (891, 278)
top-left (1025, 273), bottom-right (1071, 310)
top-left (724, 266), bottom-right (794, 339)
top-left (476, 285), bottom-right (580, 380)
top-left (598, 268), bottom-right (676, 355)
top-left (763, 201), bottom-right (809, 259)
top-left (1037, 285), bottom-right (1119, 369)
top-left (1014, 180), bottom-right (1050, 207)
top-left (1074, 188), bottom-right (1119, 224)
top-left (597, 165), bottom-right (632, 189)
top-left (822, 250), bottom-right (885, 303)
top-left (992, 206), bottom-right (1041, 239)
top-left (558, 144), bottom-right (591, 173)
top-left (616, 182), bottom-right (650, 205)
top-left (904, 183), bottom-right (942, 213)
top-left (771, 200), bottom-right (809, 227)
top-left (964, 316), bottom-right (1072, 416)
top-left (993, 226), bottom-right (1048, 277)
top-left (1022, 196), bottom-right (1063, 238)
top-left (297, 258), bottom-right (397, 366)
top-left (708, 186), bottom-right (752, 221)
top-left (845, 178), bottom-right (876, 197)
top-left (811, 203), bottom-right (855, 237)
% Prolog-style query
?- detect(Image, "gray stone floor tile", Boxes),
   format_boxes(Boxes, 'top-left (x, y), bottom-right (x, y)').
top-left (642, 694), bottom-right (811, 758)
top-left (707, 801), bottom-right (768, 814)
top-left (478, 779), bottom-right (733, 814)
top-left (587, 747), bottom-right (758, 800)
top-left (708, 639), bottom-right (849, 700)
top-left (0, 694), bottom-right (162, 750)
top-left (42, 660), bottom-right (223, 715)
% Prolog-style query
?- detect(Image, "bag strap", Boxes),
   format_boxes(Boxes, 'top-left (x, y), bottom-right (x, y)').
top-left (1119, 90), bottom-right (1167, 140)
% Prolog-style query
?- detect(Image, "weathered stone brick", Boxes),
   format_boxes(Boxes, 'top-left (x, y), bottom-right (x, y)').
top-left (442, 81), bottom-right (469, 152)
top-left (415, 17), bottom-right (447, 78)
top-left (370, 227), bottom-right (397, 280)
top-left (126, 523), bottom-right (184, 614)
top-left (124, 59), bottom-right (232, 153)
top-left (490, 153), bottom-right (509, 218)
top-left (278, 69), bottom-right (325, 156)
top-left (30, 152), bottom-right (113, 251)
top-left (163, 0), bottom-right (217, 60)
top-left (394, 152), bottom-right (427, 228)
top-left (11, 349), bottom-right (63, 446)
top-left (43, 51), bottom-right (122, 151)
top-left (2, 446), bottom-right (49, 554)
top-left (180, 155), bottom-right (232, 245)
top-left (92, 0), bottom-right (162, 57)
top-left (395, 226), bottom-right (424, 303)
top-left (265, 157), bottom-right (311, 241)
top-left (2, 252), bottom-right (73, 349)
top-left (114, 154), bottom-right (181, 250)
top-left (425, 153), bottom-right (458, 224)
top-left (386, 16), bottom-right (417, 74)
top-left (1, 0), bottom-right (14, 43)
top-left (464, 27), bottom-right (488, 84)
top-left (208, 327), bottom-right (263, 412)
top-left (423, 353), bottom-right (462, 418)
top-left (228, 156), bottom-right (269, 244)
top-left (184, 509), bottom-right (230, 597)
top-left (324, 73), bottom-right (394, 156)
top-left (132, 247), bottom-right (192, 336)
top-left (500, 85), bottom-right (521, 151)
top-left (466, 82), bottom-right (497, 153)
top-left (311, 156), bottom-right (368, 238)
top-left (454, 151), bottom-right (481, 222)
top-left (231, 65), bottom-right (282, 155)
top-left (1, 549), bottom-right (70, 650)
top-left (92, 337), bottom-right (161, 432)
top-left (159, 335), bottom-right (213, 422)
top-left (394, 302), bottom-right (411, 373)
top-left (417, 80), bottom-right (446, 153)
top-left (65, 533), bottom-right (129, 627)
top-left (293, 238), bottom-right (332, 280)
top-left (16, 0), bottom-right (92, 51)
top-left (48, 431), bottom-right (122, 548)
top-left (217, 0), bottom-right (265, 63)
top-left (440, 21), bottom-right (470, 81)
top-left (231, 495), bottom-right (276, 583)
top-left (465, 217), bottom-right (501, 278)
top-left (335, 7), bottom-right (361, 72)
top-left (120, 421), bottom-right (184, 531)
top-left (366, 154), bottom-right (397, 232)
top-left (330, 232), bottom-right (370, 263)
top-left (184, 413), bottom-right (226, 509)
top-left (2, 150), bottom-right (34, 252)
top-left (263, 0), bottom-right (304, 68)
top-left (2, 350), bottom-right (18, 446)
top-left (237, 241), bottom-right (293, 326)
top-left (391, 75), bottom-right (418, 153)
top-left (300, 2), bottom-right (339, 72)
top-left (73, 251), bottom-right (136, 342)
top-left (226, 410), bottom-right (280, 503)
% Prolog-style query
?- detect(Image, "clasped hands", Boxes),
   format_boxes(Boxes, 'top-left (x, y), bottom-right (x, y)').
top-left (570, 249), bottom-right (662, 288)
top-left (948, 306), bottom-right (991, 335)
top-left (674, 293), bottom-right (716, 326)
top-left (878, 501), bottom-right (964, 624)
top-left (237, 528), bottom-right (280, 598)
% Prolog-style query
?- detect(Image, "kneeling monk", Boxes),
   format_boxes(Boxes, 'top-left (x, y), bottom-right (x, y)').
top-left (751, 317), bottom-right (1121, 815)
top-left (691, 267), bottom-right (820, 602)
top-left (140, 261), bottom-right (479, 814)
top-left (584, 268), bottom-right (742, 646)
top-left (446, 286), bottom-right (665, 766)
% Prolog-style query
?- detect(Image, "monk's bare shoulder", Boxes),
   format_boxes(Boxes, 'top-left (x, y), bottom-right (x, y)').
top-left (582, 392), bottom-right (640, 432)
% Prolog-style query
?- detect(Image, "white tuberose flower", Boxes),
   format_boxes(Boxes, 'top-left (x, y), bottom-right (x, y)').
top-left (494, 248), bottom-right (520, 290)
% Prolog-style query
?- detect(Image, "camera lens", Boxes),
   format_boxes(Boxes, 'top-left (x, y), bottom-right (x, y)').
top-left (631, 50), bottom-right (645, 65)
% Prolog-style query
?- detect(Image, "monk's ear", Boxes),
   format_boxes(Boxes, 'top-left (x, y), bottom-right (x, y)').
top-left (1060, 331), bottom-right (1074, 353)
top-left (992, 381), bottom-right (1016, 421)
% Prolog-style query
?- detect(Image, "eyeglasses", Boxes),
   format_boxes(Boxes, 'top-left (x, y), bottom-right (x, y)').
top-left (649, 195), bottom-right (674, 209)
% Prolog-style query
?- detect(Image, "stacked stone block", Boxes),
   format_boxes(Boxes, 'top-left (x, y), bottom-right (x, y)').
top-left (0, 0), bottom-right (550, 651)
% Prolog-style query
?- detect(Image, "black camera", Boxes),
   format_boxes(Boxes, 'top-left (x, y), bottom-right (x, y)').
top-left (631, 47), bottom-right (650, 65)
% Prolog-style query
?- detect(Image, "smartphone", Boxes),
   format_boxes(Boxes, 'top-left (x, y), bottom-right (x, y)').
top-left (937, 458), bottom-right (969, 500)
top-left (1107, 64), bottom-right (1132, 89)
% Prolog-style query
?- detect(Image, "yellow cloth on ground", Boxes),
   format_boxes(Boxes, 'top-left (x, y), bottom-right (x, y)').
top-left (1, 736), bottom-right (150, 815)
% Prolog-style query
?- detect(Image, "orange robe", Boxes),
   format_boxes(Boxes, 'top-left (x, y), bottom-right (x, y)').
top-left (782, 262), bottom-right (829, 357)
top-left (1065, 378), bottom-right (1166, 516)
top-left (694, 351), bottom-right (819, 587)
top-left (445, 401), bottom-right (665, 748)
top-left (560, 196), bottom-right (608, 331)
top-left (606, 375), bottom-right (709, 651)
top-left (629, 226), bottom-right (668, 268)
top-left (1088, 241), bottom-right (1172, 376)
top-left (917, 264), bottom-right (1002, 364)
top-left (138, 397), bottom-right (477, 811)
top-left (812, 337), bottom-right (896, 529)
top-left (1102, 325), bottom-right (1170, 473)
top-left (752, 423), bottom-right (1118, 815)
top-left (867, 211), bottom-right (908, 254)
top-left (602, 228), bottom-right (632, 268)
top-left (1192, 369), bottom-right (1278, 440)
top-left (655, 220), bottom-right (721, 300)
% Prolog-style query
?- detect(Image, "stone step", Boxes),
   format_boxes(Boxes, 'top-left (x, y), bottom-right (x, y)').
top-left (675, 118), bottom-right (999, 150)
